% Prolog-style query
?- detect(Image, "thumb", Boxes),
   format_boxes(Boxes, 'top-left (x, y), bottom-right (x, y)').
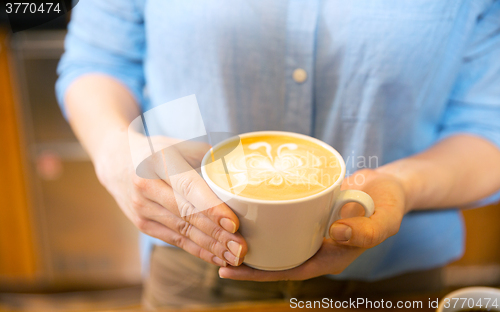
top-left (329, 209), bottom-right (400, 248)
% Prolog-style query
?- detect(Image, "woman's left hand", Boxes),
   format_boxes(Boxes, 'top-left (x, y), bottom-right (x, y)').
top-left (218, 169), bottom-right (408, 281)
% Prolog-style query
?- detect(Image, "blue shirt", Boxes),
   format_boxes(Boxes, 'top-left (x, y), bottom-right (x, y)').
top-left (56, 0), bottom-right (500, 281)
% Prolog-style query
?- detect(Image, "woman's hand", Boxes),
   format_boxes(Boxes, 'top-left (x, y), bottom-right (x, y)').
top-left (218, 169), bottom-right (406, 281)
top-left (94, 130), bottom-right (248, 267)
top-left (64, 75), bottom-right (248, 268)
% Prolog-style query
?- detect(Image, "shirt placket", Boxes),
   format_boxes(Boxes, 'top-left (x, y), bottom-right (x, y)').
top-left (283, 0), bottom-right (320, 135)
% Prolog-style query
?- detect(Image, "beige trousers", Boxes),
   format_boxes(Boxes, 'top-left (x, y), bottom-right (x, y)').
top-left (142, 246), bottom-right (444, 310)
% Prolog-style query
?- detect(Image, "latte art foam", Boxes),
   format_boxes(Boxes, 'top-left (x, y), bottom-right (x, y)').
top-left (206, 135), bottom-right (341, 201)
top-left (227, 142), bottom-right (327, 188)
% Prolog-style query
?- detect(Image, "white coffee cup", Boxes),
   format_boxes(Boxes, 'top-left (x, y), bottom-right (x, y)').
top-left (201, 131), bottom-right (375, 271)
top-left (437, 287), bottom-right (500, 312)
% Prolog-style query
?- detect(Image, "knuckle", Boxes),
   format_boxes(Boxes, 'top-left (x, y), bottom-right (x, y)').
top-left (172, 234), bottom-right (185, 249)
top-left (362, 227), bottom-right (381, 247)
top-left (135, 217), bottom-right (148, 232)
top-left (130, 193), bottom-right (145, 212)
top-left (207, 239), bottom-right (219, 254)
top-left (193, 247), bottom-right (203, 259)
top-left (179, 202), bottom-right (199, 221)
top-left (177, 220), bottom-right (193, 237)
top-left (132, 175), bottom-right (147, 191)
top-left (204, 206), bottom-right (219, 219)
top-left (130, 191), bottom-right (142, 206)
top-left (176, 175), bottom-right (196, 198)
top-left (210, 225), bottom-right (224, 242)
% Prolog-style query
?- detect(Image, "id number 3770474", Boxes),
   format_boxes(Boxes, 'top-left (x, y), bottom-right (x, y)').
top-left (6, 2), bottom-right (61, 14)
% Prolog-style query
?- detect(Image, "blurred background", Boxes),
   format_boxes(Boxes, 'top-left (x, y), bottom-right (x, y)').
top-left (0, 8), bottom-right (143, 312)
top-left (0, 6), bottom-right (499, 312)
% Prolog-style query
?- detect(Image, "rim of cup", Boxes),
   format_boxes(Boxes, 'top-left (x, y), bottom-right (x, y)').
top-left (201, 130), bottom-right (346, 205)
top-left (437, 287), bottom-right (500, 312)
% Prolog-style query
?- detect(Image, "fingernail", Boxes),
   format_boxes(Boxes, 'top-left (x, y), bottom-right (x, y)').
top-left (227, 240), bottom-right (242, 258)
top-left (224, 251), bottom-right (239, 266)
top-left (220, 218), bottom-right (237, 233)
top-left (212, 256), bottom-right (227, 267)
top-left (219, 268), bottom-right (226, 279)
top-left (331, 224), bottom-right (352, 242)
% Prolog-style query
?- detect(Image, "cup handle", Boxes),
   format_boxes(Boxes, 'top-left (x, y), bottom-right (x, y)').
top-left (324, 190), bottom-right (375, 238)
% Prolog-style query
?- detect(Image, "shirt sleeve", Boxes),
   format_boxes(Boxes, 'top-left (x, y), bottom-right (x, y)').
top-left (437, 1), bottom-right (500, 149)
top-left (55, 0), bottom-right (145, 118)
top-left (437, 1), bottom-right (500, 206)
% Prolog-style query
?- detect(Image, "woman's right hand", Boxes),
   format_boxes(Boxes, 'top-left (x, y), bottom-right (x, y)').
top-left (93, 130), bottom-right (247, 267)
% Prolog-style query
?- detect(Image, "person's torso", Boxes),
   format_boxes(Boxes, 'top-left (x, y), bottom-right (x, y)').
top-left (137, 0), bottom-right (485, 279)
top-left (141, 0), bottom-right (490, 171)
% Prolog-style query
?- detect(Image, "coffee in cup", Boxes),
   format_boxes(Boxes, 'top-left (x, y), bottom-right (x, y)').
top-left (205, 134), bottom-right (341, 201)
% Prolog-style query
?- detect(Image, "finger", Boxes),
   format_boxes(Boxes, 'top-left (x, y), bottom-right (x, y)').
top-left (219, 264), bottom-right (295, 281)
top-left (330, 208), bottom-right (401, 248)
top-left (137, 218), bottom-right (227, 267)
top-left (137, 178), bottom-right (248, 260)
top-left (339, 202), bottom-right (367, 219)
top-left (159, 148), bottom-right (241, 234)
top-left (149, 202), bottom-right (244, 266)
top-left (333, 174), bottom-right (405, 248)
top-left (174, 140), bottom-right (212, 169)
top-left (219, 240), bottom-right (364, 281)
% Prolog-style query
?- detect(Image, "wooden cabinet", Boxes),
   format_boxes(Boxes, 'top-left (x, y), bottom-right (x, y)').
top-left (0, 28), bottom-right (141, 291)
top-left (457, 204), bottom-right (500, 266)
top-left (0, 28), bottom-right (38, 285)
top-left (444, 203), bottom-right (500, 287)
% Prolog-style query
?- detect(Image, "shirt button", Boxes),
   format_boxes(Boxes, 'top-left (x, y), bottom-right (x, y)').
top-left (292, 68), bottom-right (308, 83)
